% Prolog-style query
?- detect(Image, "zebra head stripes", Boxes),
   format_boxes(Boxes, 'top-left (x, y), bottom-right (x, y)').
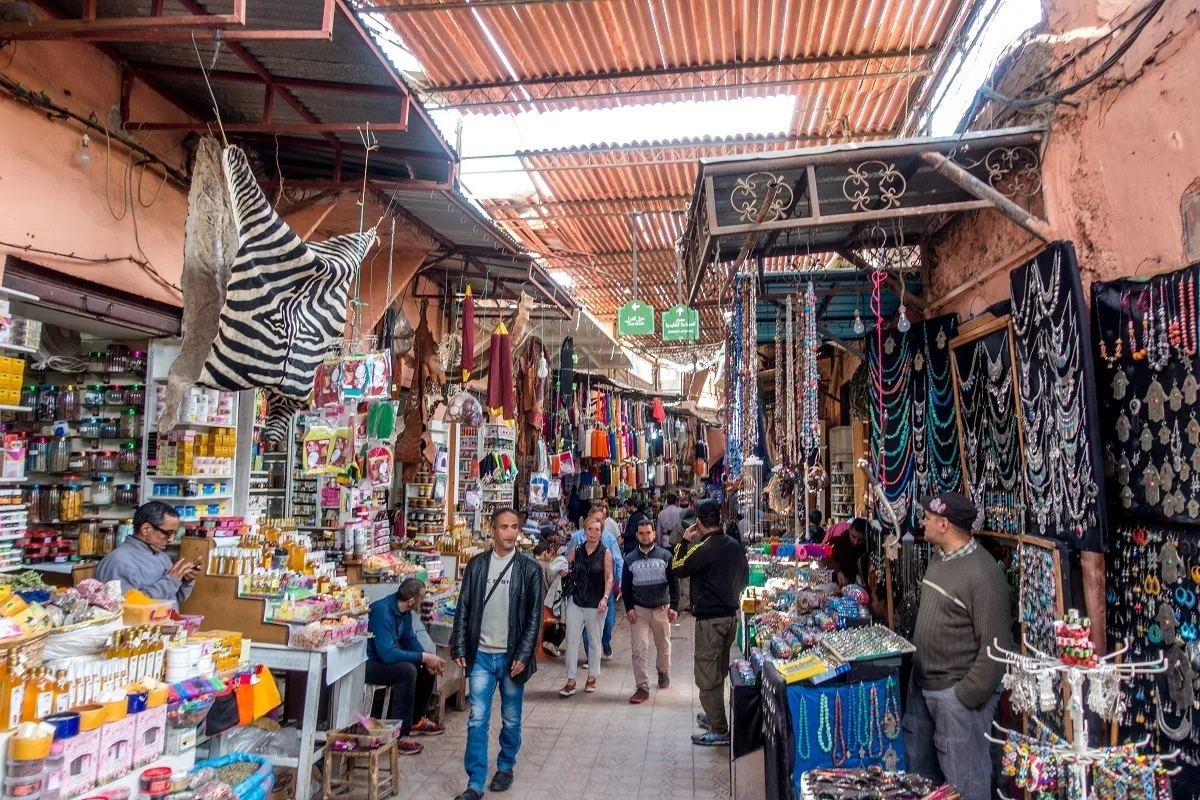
top-left (164, 140), bottom-right (375, 441)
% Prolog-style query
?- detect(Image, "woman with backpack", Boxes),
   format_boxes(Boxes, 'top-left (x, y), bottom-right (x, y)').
top-left (559, 516), bottom-right (613, 697)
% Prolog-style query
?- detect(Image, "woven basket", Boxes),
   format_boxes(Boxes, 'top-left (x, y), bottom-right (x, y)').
top-left (0, 627), bottom-right (50, 669)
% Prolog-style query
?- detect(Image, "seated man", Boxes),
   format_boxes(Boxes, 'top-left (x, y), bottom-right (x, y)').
top-left (95, 501), bottom-right (197, 609)
top-left (366, 577), bottom-right (447, 754)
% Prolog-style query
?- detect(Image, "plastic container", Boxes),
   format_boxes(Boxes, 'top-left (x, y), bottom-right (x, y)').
top-left (101, 698), bottom-right (126, 723)
top-left (126, 690), bottom-right (148, 715)
top-left (41, 713), bottom-right (79, 740)
top-left (6, 734), bottom-right (51, 761)
top-left (70, 704), bottom-right (104, 732)
top-left (2, 773), bottom-right (43, 797)
top-left (138, 767), bottom-right (172, 794)
top-left (46, 439), bottom-right (69, 474)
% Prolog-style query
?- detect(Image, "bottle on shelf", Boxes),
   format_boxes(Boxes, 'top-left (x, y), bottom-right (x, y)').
top-left (0, 652), bottom-right (24, 730)
top-left (53, 669), bottom-right (71, 713)
top-left (21, 666), bottom-right (54, 723)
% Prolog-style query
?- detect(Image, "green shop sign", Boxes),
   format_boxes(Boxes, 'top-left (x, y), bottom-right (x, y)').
top-left (618, 299), bottom-right (655, 336)
top-left (661, 304), bottom-right (700, 341)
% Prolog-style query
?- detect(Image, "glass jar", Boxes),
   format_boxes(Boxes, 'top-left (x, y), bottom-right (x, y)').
top-left (82, 385), bottom-right (105, 409)
top-left (100, 522), bottom-right (117, 555)
top-left (25, 485), bottom-right (40, 523)
top-left (78, 520), bottom-right (99, 557)
top-left (115, 484), bottom-right (138, 506)
top-left (128, 351), bottom-right (146, 374)
top-left (56, 386), bottom-right (79, 421)
top-left (40, 485), bottom-right (59, 522)
top-left (47, 438), bottom-right (69, 474)
top-left (118, 444), bottom-right (139, 473)
top-left (19, 386), bottom-right (37, 410)
top-left (60, 486), bottom-right (82, 522)
top-left (90, 476), bottom-right (113, 506)
top-left (37, 385), bottom-right (57, 422)
top-left (87, 351), bottom-right (107, 373)
top-left (100, 419), bottom-right (119, 439)
top-left (119, 410), bottom-right (140, 437)
top-left (67, 452), bottom-right (88, 471)
top-left (27, 437), bottom-right (46, 474)
top-left (105, 386), bottom-right (127, 406)
top-left (94, 451), bottom-right (118, 472)
top-left (108, 346), bottom-right (128, 373)
top-left (78, 418), bottom-right (100, 438)
top-left (117, 519), bottom-right (133, 545)
top-left (126, 385), bottom-right (145, 408)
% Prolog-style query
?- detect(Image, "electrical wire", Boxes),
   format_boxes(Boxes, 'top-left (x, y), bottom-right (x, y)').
top-left (979, 0), bottom-right (1167, 109)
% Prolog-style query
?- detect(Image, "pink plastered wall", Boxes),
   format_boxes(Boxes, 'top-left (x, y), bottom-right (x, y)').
top-left (0, 32), bottom-right (193, 306)
top-left (929, 0), bottom-right (1200, 319)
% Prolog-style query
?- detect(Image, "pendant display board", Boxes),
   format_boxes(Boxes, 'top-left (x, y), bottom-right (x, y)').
top-left (1106, 515), bottom-right (1200, 797)
top-left (1092, 263), bottom-right (1200, 527)
top-left (866, 315), bottom-right (963, 533)
top-left (950, 315), bottom-right (1025, 534)
top-left (1010, 242), bottom-right (1108, 551)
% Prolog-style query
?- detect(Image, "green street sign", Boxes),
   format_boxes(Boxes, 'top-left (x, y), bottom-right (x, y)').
top-left (661, 304), bottom-right (700, 341)
top-left (618, 299), bottom-right (655, 336)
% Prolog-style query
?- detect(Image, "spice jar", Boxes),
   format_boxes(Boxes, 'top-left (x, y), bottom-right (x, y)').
top-left (105, 385), bottom-right (127, 406)
top-left (128, 351), bottom-right (146, 374)
top-left (47, 438), bottom-right (69, 473)
top-left (87, 351), bottom-right (107, 372)
top-left (78, 520), bottom-right (99, 557)
top-left (115, 484), bottom-right (138, 506)
top-left (25, 485), bottom-right (40, 523)
top-left (94, 451), bottom-right (118, 472)
top-left (120, 409), bottom-right (141, 437)
top-left (90, 476), bottom-right (113, 506)
top-left (60, 486), bottom-right (82, 522)
top-left (56, 386), bottom-right (80, 421)
top-left (37, 385), bottom-right (57, 422)
top-left (126, 385), bottom-right (145, 408)
top-left (100, 419), bottom-right (119, 439)
top-left (118, 444), bottom-right (139, 473)
top-left (67, 452), bottom-right (89, 471)
top-left (78, 417), bottom-right (100, 438)
top-left (82, 384), bottom-right (104, 409)
top-left (41, 484), bottom-right (60, 521)
top-left (108, 346), bottom-right (128, 373)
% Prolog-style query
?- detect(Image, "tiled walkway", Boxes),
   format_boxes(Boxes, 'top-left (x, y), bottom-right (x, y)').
top-left (390, 614), bottom-right (732, 799)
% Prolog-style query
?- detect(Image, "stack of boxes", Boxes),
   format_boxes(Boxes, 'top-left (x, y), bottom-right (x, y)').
top-left (0, 356), bottom-right (25, 407)
top-left (154, 385), bottom-right (235, 426)
top-left (156, 428), bottom-right (236, 477)
top-left (0, 296), bottom-right (43, 351)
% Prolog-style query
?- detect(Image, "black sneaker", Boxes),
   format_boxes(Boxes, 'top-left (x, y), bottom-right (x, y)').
top-left (603, 645), bottom-right (613, 659)
top-left (491, 769), bottom-right (514, 792)
top-left (455, 791), bottom-right (483, 800)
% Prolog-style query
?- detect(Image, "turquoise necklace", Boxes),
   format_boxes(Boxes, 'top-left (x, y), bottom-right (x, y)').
top-left (797, 698), bottom-right (811, 760)
top-left (816, 694), bottom-right (833, 753)
top-left (856, 682), bottom-right (872, 760)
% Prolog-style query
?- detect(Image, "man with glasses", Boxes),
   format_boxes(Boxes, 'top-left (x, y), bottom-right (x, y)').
top-left (96, 501), bottom-right (199, 608)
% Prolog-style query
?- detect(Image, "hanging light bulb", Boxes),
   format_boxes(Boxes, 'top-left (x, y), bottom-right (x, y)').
top-left (897, 305), bottom-right (911, 333)
top-left (73, 133), bottom-right (92, 168)
top-left (853, 309), bottom-right (865, 335)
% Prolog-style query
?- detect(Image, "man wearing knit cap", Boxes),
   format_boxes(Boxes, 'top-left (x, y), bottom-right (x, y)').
top-left (904, 491), bottom-right (1012, 800)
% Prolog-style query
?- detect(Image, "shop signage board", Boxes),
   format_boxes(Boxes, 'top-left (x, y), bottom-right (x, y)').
top-left (661, 304), bottom-right (700, 341)
top-left (618, 299), bottom-right (655, 336)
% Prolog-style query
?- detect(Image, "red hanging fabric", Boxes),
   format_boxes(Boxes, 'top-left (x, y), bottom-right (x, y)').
top-left (487, 321), bottom-right (515, 420)
top-left (652, 397), bottom-right (666, 424)
top-left (460, 285), bottom-right (475, 383)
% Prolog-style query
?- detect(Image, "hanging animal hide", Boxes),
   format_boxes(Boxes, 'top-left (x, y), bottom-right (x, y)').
top-left (163, 140), bottom-right (375, 441)
top-left (159, 136), bottom-right (238, 434)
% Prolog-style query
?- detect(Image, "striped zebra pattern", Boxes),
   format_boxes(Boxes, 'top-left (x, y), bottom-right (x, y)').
top-left (196, 146), bottom-right (375, 440)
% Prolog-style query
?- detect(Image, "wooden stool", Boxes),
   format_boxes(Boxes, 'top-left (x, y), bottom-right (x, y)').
top-left (428, 675), bottom-right (467, 724)
top-left (362, 683), bottom-right (392, 718)
top-left (321, 736), bottom-right (400, 800)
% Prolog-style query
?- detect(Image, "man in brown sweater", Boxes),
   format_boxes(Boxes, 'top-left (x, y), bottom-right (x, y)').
top-left (904, 492), bottom-right (1012, 800)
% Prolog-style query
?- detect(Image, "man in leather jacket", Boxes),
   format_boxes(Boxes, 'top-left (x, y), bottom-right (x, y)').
top-left (453, 508), bottom-right (545, 800)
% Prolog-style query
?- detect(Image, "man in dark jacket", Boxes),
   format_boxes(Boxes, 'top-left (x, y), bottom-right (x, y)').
top-left (621, 497), bottom-right (647, 553)
top-left (623, 517), bottom-right (680, 704)
top-left (672, 499), bottom-right (749, 747)
top-left (452, 508), bottom-right (545, 800)
top-left (366, 577), bottom-right (446, 755)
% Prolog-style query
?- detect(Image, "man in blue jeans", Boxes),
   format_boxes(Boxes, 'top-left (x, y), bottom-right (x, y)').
top-left (452, 508), bottom-right (544, 800)
top-left (570, 509), bottom-right (622, 660)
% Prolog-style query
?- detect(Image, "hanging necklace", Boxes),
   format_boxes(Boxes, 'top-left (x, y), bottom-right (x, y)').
top-left (832, 691), bottom-right (848, 766)
top-left (797, 694), bottom-right (811, 760)
top-left (1180, 271), bottom-right (1197, 358)
top-left (816, 694), bottom-right (833, 753)
top-left (1100, 296), bottom-right (1124, 367)
top-left (883, 676), bottom-right (901, 740)
top-left (1150, 281), bottom-right (1171, 371)
top-left (1129, 290), bottom-right (1148, 361)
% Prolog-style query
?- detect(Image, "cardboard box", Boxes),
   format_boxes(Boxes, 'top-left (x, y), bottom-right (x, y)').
top-left (133, 704), bottom-right (168, 767)
top-left (97, 715), bottom-right (136, 783)
top-left (59, 727), bottom-right (100, 798)
top-left (268, 766), bottom-right (296, 800)
top-left (165, 724), bottom-right (197, 756)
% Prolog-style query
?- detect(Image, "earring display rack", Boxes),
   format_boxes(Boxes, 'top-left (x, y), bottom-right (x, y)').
top-left (986, 635), bottom-right (1175, 800)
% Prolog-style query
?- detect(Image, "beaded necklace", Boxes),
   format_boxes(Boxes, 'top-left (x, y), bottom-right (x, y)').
top-left (832, 691), bottom-right (848, 766)
top-left (797, 694), bottom-right (811, 760)
top-left (801, 282), bottom-right (820, 458)
top-left (785, 294), bottom-right (798, 467)
top-left (868, 684), bottom-right (884, 758)
top-left (883, 676), bottom-right (901, 740)
top-left (1180, 272), bottom-right (1197, 358)
top-left (816, 694), bottom-right (833, 753)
